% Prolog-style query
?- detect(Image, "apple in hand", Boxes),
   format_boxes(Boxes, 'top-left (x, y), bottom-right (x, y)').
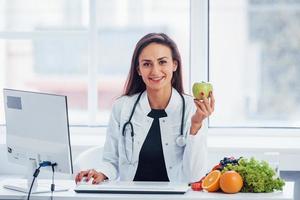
top-left (192, 81), bottom-right (213, 100)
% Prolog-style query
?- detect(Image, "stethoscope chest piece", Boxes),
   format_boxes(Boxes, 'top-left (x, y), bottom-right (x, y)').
top-left (176, 135), bottom-right (186, 147)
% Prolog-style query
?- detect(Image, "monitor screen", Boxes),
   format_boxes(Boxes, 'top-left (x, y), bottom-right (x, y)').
top-left (4, 89), bottom-right (73, 175)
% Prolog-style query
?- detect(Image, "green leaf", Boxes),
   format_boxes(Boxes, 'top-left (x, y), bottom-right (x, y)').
top-left (222, 157), bottom-right (285, 193)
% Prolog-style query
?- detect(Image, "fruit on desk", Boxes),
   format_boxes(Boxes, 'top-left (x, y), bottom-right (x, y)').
top-left (191, 176), bottom-right (206, 191)
top-left (193, 156), bottom-right (285, 193)
top-left (201, 170), bottom-right (221, 192)
top-left (222, 157), bottom-right (285, 192)
top-left (191, 157), bottom-right (242, 192)
top-left (192, 82), bottom-right (213, 100)
top-left (219, 171), bottom-right (243, 194)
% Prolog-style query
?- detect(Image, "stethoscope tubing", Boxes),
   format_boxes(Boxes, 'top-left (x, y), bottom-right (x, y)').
top-left (122, 91), bottom-right (186, 164)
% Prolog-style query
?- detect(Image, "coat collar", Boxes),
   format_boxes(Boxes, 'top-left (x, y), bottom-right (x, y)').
top-left (139, 88), bottom-right (182, 117)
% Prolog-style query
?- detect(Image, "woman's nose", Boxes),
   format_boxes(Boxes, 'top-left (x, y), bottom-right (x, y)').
top-left (150, 63), bottom-right (160, 74)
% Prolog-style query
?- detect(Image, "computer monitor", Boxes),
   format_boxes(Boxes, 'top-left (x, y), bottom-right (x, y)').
top-left (3, 88), bottom-right (73, 193)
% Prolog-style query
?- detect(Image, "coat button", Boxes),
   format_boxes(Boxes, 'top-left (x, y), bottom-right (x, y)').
top-left (165, 143), bottom-right (168, 146)
top-left (162, 119), bottom-right (165, 123)
top-left (169, 166), bottom-right (172, 170)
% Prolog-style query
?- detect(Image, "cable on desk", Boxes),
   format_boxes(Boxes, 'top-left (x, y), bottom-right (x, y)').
top-left (50, 163), bottom-right (57, 200)
top-left (26, 161), bottom-right (57, 200)
top-left (27, 165), bottom-right (41, 200)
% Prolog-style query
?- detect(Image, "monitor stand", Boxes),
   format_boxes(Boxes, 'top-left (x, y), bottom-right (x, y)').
top-left (3, 159), bottom-right (69, 194)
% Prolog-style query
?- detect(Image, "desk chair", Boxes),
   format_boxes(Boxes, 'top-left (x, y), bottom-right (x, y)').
top-left (73, 146), bottom-right (103, 174)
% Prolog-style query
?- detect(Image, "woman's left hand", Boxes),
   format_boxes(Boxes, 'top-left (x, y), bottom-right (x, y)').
top-left (190, 92), bottom-right (215, 135)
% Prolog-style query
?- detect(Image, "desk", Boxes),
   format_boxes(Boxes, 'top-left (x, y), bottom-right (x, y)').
top-left (0, 178), bottom-right (294, 200)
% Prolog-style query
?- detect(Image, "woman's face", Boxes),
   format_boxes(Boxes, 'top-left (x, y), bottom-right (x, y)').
top-left (137, 43), bottom-right (177, 92)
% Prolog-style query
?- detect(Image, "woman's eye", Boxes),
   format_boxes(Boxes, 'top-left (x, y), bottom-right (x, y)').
top-left (159, 60), bottom-right (167, 65)
top-left (143, 63), bottom-right (151, 67)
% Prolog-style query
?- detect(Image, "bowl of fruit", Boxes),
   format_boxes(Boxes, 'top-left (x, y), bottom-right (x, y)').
top-left (191, 157), bottom-right (285, 193)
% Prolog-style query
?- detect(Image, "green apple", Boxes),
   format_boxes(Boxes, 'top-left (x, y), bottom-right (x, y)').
top-left (192, 81), bottom-right (213, 100)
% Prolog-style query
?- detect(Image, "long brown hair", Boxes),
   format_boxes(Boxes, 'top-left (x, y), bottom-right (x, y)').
top-left (123, 33), bottom-right (184, 96)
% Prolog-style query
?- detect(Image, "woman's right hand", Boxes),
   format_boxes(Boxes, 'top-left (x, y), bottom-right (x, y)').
top-left (75, 169), bottom-right (108, 184)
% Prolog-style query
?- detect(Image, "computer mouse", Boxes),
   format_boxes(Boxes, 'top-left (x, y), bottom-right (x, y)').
top-left (77, 177), bottom-right (94, 185)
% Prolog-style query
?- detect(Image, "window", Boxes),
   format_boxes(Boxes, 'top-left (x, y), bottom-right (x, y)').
top-left (3, 0), bottom-right (297, 133)
top-left (0, 0), bottom-right (190, 126)
top-left (208, 0), bottom-right (300, 128)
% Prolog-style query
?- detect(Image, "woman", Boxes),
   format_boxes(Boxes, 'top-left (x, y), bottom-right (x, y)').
top-left (75, 33), bottom-right (215, 184)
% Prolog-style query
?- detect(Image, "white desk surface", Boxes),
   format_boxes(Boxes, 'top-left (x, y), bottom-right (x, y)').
top-left (0, 178), bottom-right (294, 200)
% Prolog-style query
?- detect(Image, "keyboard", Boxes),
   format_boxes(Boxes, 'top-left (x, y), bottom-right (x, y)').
top-left (74, 181), bottom-right (189, 194)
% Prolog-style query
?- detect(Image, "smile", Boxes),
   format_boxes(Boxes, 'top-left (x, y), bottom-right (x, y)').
top-left (149, 77), bottom-right (165, 83)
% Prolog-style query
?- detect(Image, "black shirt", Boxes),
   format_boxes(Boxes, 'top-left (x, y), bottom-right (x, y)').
top-left (133, 109), bottom-right (169, 181)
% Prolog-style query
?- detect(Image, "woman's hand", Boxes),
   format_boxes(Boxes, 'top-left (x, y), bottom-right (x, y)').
top-left (75, 169), bottom-right (107, 184)
top-left (190, 92), bottom-right (215, 135)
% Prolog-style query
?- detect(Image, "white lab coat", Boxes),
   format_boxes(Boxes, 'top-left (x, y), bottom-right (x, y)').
top-left (98, 88), bottom-right (207, 183)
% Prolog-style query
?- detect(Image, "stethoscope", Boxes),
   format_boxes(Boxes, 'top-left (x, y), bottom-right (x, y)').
top-left (122, 91), bottom-right (186, 164)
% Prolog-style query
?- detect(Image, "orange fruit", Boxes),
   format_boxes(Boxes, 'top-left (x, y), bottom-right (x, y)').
top-left (201, 170), bottom-right (221, 192)
top-left (220, 171), bottom-right (243, 194)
